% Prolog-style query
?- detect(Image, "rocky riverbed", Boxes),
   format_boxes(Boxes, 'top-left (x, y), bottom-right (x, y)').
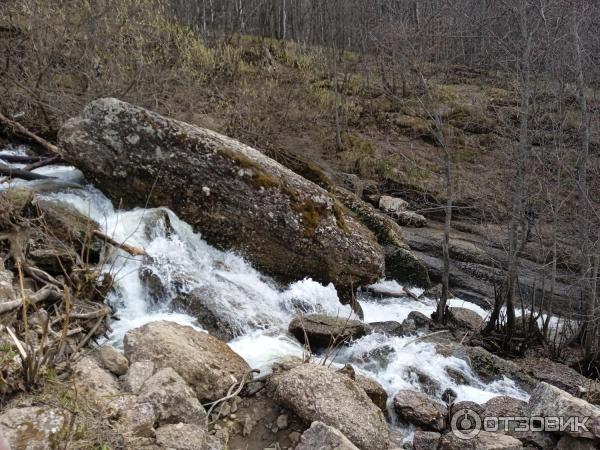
top-left (1, 100), bottom-right (600, 450)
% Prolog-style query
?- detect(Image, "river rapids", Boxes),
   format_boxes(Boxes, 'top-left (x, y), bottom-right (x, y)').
top-left (1, 144), bottom-right (528, 439)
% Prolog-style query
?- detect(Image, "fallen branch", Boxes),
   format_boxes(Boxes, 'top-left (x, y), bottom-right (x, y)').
top-left (0, 162), bottom-right (55, 181)
top-left (0, 112), bottom-right (60, 155)
top-left (93, 230), bottom-right (147, 256)
top-left (0, 155), bottom-right (43, 164)
top-left (0, 284), bottom-right (62, 314)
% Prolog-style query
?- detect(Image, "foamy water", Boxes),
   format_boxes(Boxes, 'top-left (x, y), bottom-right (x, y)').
top-left (1, 147), bottom-right (531, 425)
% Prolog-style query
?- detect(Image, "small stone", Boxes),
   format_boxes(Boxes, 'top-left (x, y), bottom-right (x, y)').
top-left (288, 431), bottom-right (302, 445)
top-left (243, 416), bottom-right (254, 436)
top-left (276, 414), bottom-right (289, 430)
top-left (98, 345), bottom-right (129, 376)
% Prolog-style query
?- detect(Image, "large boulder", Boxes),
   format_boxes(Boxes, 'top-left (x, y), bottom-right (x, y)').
top-left (0, 406), bottom-right (71, 450)
top-left (528, 382), bottom-right (600, 439)
top-left (393, 390), bottom-right (447, 431)
top-left (123, 321), bottom-right (250, 402)
top-left (271, 363), bottom-right (389, 450)
top-left (296, 421), bottom-right (360, 450)
top-left (59, 98), bottom-right (384, 291)
top-left (449, 307), bottom-right (484, 331)
top-left (288, 314), bottom-right (368, 349)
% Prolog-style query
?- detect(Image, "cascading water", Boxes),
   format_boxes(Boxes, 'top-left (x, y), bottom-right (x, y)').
top-left (1, 145), bottom-right (529, 437)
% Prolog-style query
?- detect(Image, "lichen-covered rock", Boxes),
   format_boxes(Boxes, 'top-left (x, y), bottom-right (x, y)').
top-left (333, 186), bottom-right (430, 287)
top-left (296, 421), bottom-right (360, 450)
top-left (271, 363), bottom-right (389, 450)
top-left (0, 406), bottom-right (70, 450)
top-left (288, 314), bottom-right (368, 349)
top-left (393, 390), bottom-right (447, 431)
top-left (137, 367), bottom-right (206, 425)
top-left (124, 321), bottom-right (250, 402)
top-left (528, 382), bottom-right (600, 439)
top-left (59, 98), bottom-right (384, 290)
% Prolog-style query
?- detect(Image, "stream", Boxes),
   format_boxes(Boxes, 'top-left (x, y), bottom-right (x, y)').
top-left (1, 144), bottom-right (529, 438)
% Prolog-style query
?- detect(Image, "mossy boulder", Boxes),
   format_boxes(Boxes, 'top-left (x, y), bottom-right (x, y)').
top-left (59, 98), bottom-right (384, 290)
top-left (333, 187), bottom-right (430, 287)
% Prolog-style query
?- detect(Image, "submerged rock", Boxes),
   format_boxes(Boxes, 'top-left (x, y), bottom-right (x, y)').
top-left (123, 321), bottom-right (250, 402)
top-left (271, 363), bottom-right (390, 450)
top-left (59, 98), bottom-right (385, 292)
top-left (288, 314), bottom-right (368, 349)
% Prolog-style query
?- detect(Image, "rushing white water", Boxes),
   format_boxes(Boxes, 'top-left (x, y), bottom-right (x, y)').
top-left (0, 147), bottom-right (530, 425)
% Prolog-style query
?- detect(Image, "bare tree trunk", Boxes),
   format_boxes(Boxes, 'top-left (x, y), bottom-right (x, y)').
top-left (485, 6), bottom-right (533, 336)
top-left (572, 7), bottom-right (593, 354)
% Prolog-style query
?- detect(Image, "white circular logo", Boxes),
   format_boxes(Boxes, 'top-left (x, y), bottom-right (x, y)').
top-left (450, 408), bottom-right (482, 440)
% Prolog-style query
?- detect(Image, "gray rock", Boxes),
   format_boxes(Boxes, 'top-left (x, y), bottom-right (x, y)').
top-left (555, 435), bottom-right (599, 449)
top-left (271, 363), bottom-right (389, 450)
top-left (393, 390), bottom-right (447, 431)
top-left (137, 367), bottom-right (206, 425)
top-left (482, 396), bottom-right (527, 418)
top-left (354, 374), bottom-right (389, 413)
top-left (288, 314), bottom-right (368, 349)
top-left (124, 321), bottom-right (250, 402)
top-left (333, 186), bottom-right (430, 288)
top-left (97, 345), bottom-right (129, 376)
top-left (155, 423), bottom-right (221, 450)
top-left (439, 431), bottom-right (523, 449)
top-left (465, 347), bottom-right (536, 391)
top-left (118, 401), bottom-right (157, 437)
top-left (0, 406), bottom-right (70, 450)
top-left (394, 210), bottom-right (427, 227)
top-left (71, 356), bottom-right (125, 412)
top-left (123, 360), bottom-right (155, 394)
top-left (296, 421), bottom-right (360, 450)
top-left (379, 195), bottom-right (409, 213)
top-left (367, 321), bottom-right (406, 337)
top-left (413, 430), bottom-right (441, 450)
top-left (59, 98), bottom-right (384, 292)
top-left (449, 307), bottom-right (484, 331)
top-left (527, 382), bottom-right (600, 439)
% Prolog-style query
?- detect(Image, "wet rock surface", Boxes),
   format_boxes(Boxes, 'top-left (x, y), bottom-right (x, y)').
top-left (288, 314), bottom-right (368, 349)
